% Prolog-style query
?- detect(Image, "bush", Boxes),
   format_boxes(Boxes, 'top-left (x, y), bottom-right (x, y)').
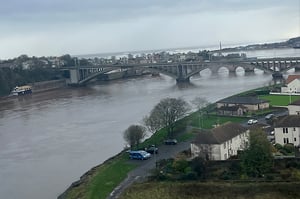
top-left (180, 171), bottom-right (198, 180)
top-left (190, 157), bottom-right (206, 179)
top-left (265, 174), bottom-right (275, 180)
top-left (220, 170), bottom-right (232, 180)
top-left (173, 159), bottom-right (189, 173)
top-left (280, 169), bottom-right (292, 180)
top-left (291, 169), bottom-right (300, 181)
top-left (286, 160), bottom-right (299, 169)
top-left (274, 143), bottom-right (283, 151)
top-left (283, 144), bottom-right (295, 154)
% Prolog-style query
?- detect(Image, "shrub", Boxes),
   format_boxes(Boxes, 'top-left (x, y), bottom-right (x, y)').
top-left (181, 171), bottom-right (198, 180)
top-left (280, 169), bottom-right (292, 180)
top-left (291, 169), bottom-right (300, 181)
top-left (220, 170), bottom-right (232, 180)
top-left (274, 144), bottom-right (283, 151)
top-left (173, 159), bottom-right (189, 173)
top-left (283, 144), bottom-right (295, 154)
top-left (265, 174), bottom-right (275, 181)
top-left (286, 160), bottom-right (299, 169)
top-left (190, 157), bottom-right (206, 179)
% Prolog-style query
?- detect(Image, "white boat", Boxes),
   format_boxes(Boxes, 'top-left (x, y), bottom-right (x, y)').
top-left (11, 85), bottom-right (32, 96)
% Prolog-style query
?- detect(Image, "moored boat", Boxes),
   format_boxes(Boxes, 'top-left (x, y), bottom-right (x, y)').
top-left (11, 85), bottom-right (32, 96)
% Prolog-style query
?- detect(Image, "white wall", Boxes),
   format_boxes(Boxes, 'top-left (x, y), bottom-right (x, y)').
top-left (274, 127), bottom-right (300, 146)
top-left (288, 105), bottom-right (300, 115)
top-left (283, 79), bottom-right (300, 93)
top-left (191, 131), bottom-right (249, 161)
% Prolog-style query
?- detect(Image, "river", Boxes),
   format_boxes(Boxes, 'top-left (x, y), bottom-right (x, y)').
top-left (0, 49), bottom-right (299, 199)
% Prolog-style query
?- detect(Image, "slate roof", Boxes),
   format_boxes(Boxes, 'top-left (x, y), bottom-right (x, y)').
top-left (275, 115), bottom-right (300, 128)
top-left (290, 99), bottom-right (300, 106)
top-left (217, 96), bottom-right (269, 105)
top-left (192, 122), bottom-right (248, 145)
top-left (286, 75), bottom-right (300, 84)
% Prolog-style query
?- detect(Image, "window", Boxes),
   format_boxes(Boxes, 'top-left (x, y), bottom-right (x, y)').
top-left (284, 138), bottom-right (289, 144)
top-left (294, 138), bottom-right (297, 142)
top-left (294, 128), bottom-right (296, 131)
top-left (283, 128), bottom-right (289, 134)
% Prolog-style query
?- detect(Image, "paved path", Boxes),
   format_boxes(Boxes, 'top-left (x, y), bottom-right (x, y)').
top-left (107, 141), bottom-right (191, 199)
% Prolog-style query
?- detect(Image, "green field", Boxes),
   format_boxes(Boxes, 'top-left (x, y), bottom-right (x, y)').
top-left (188, 112), bottom-right (247, 129)
top-left (120, 181), bottom-right (300, 199)
top-left (259, 95), bottom-right (300, 106)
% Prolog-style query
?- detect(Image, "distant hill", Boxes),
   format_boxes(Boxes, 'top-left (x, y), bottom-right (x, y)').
top-left (220, 37), bottom-right (300, 52)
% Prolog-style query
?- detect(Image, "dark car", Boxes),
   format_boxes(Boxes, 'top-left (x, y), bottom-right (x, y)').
top-left (145, 145), bottom-right (158, 154)
top-left (164, 139), bottom-right (177, 145)
top-left (129, 150), bottom-right (151, 160)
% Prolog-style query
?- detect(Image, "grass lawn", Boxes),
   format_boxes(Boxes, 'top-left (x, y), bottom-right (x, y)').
top-left (65, 153), bottom-right (137, 199)
top-left (259, 95), bottom-right (300, 106)
top-left (189, 112), bottom-right (247, 129)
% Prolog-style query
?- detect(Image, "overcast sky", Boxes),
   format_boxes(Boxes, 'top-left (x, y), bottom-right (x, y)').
top-left (0, 0), bottom-right (299, 59)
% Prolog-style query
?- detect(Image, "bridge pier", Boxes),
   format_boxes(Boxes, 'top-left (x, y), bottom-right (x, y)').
top-left (295, 65), bottom-right (300, 72)
top-left (70, 69), bottom-right (80, 84)
top-left (176, 77), bottom-right (190, 83)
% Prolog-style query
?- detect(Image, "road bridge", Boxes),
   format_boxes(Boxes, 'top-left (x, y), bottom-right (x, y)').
top-left (62, 57), bottom-right (300, 85)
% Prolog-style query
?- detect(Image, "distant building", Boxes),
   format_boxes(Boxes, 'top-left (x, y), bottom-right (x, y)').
top-left (281, 75), bottom-right (300, 94)
top-left (217, 105), bottom-right (247, 116)
top-left (191, 122), bottom-right (249, 160)
top-left (216, 96), bottom-right (269, 113)
top-left (274, 115), bottom-right (300, 146)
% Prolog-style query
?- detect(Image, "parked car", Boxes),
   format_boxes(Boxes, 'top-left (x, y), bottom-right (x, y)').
top-left (247, 119), bottom-right (258, 125)
top-left (164, 139), bottom-right (177, 145)
top-left (145, 145), bottom-right (158, 154)
top-left (129, 150), bottom-right (151, 160)
top-left (265, 114), bottom-right (275, 120)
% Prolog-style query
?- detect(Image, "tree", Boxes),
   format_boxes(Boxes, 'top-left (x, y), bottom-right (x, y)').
top-left (240, 129), bottom-right (273, 178)
top-left (191, 97), bottom-right (209, 128)
top-left (123, 125), bottom-right (146, 149)
top-left (144, 98), bottom-right (190, 138)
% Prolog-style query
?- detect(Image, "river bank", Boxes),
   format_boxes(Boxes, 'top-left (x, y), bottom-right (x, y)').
top-left (57, 83), bottom-right (278, 199)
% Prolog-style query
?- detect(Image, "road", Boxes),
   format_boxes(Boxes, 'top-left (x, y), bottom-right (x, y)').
top-left (107, 141), bottom-right (191, 199)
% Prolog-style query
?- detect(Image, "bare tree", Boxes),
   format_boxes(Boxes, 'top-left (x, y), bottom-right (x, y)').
top-left (144, 97), bottom-right (190, 138)
top-left (123, 125), bottom-right (146, 149)
top-left (191, 97), bottom-right (209, 128)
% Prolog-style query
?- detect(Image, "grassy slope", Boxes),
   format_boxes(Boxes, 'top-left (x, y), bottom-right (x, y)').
top-left (65, 153), bottom-right (137, 199)
top-left (120, 181), bottom-right (300, 199)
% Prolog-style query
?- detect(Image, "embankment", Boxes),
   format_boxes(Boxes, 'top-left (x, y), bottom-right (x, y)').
top-left (30, 79), bottom-right (67, 93)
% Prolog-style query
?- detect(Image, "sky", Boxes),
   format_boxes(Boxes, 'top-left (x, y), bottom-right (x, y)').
top-left (0, 0), bottom-right (299, 59)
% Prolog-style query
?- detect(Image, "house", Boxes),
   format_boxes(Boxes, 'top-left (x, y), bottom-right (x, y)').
top-left (191, 122), bottom-right (250, 160)
top-left (288, 99), bottom-right (300, 115)
top-left (216, 96), bottom-right (269, 113)
top-left (274, 115), bottom-right (300, 146)
top-left (217, 105), bottom-right (247, 116)
top-left (281, 75), bottom-right (300, 94)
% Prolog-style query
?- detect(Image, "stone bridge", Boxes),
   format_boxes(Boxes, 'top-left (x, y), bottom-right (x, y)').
top-left (62, 57), bottom-right (300, 85)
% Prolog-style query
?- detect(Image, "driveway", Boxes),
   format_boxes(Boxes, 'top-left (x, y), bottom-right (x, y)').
top-left (107, 140), bottom-right (191, 199)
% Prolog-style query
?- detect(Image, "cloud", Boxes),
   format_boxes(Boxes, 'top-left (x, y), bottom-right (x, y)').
top-left (0, 0), bottom-right (298, 59)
